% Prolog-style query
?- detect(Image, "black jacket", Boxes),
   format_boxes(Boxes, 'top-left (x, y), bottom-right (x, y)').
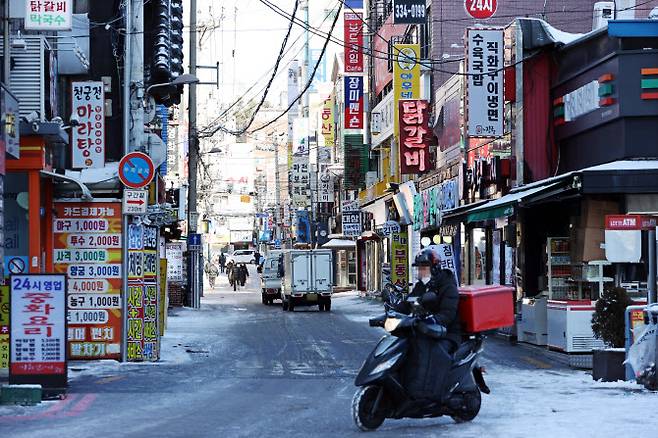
top-left (407, 269), bottom-right (461, 344)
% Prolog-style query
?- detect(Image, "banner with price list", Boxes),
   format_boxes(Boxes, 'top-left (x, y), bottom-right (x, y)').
top-left (53, 201), bottom-right (122, 360)
top-left (126, 224), bottom-right (160, 362)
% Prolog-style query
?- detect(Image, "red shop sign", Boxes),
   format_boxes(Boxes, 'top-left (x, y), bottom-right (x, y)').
top-left (605, 214), bottom-right (657, 230)
top-left (344, 12), bottom-right (363, 73)
top-left (399, 99), bottom-right (431, 175)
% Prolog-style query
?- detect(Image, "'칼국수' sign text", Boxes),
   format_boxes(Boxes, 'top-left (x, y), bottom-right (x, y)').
top-left (467, 28), bottom-right (504, 137)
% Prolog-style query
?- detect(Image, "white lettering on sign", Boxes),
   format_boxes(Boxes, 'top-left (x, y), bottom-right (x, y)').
top-left (564, 80), bottom-right (600, 122)
top-left (10, 274), bottom-right (67, 376)
top-left (71, 81), bottom-right (105, 169)
top-left (66, 234), bottom-right (122, 249)
top-left (67, 310), bottom-right (109, 325)
top-left (467, 28), bottom-right (504, 137)
top-left (68, 293), bottom-right (121, 310)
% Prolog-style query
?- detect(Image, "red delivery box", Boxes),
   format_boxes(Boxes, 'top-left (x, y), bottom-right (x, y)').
top-left (458, 285), bottom-right (515, 333)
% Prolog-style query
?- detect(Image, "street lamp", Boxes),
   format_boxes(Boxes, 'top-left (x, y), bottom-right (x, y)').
top-left (145, 73), bottom-right (200, 95)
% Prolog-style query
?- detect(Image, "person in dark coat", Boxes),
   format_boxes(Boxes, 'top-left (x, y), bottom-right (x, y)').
top-left (237, 263), bottom-right (249, 286)
top-left (398, 247), bottom-right (462, 399)
top-left (218, 253), bottom-right (226, 273)
top-left (403, 247), bottom-right (461, 347)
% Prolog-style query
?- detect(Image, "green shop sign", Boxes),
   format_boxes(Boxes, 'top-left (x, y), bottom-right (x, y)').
top-left (413, 178), bottom-right (458, 231)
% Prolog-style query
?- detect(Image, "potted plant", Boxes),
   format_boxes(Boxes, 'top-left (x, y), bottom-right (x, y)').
top-left (591, 286), bottom-right (633, 382)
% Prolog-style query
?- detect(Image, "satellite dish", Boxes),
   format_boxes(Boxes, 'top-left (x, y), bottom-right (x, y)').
top-left (650, 7), bottom-right (658, 19)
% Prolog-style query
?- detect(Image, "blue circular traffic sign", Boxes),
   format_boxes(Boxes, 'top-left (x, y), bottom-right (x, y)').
top-left (119, 152), bottom-right (155, 189)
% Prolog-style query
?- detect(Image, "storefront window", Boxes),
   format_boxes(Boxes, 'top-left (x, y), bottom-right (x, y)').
top-left (492, 230), bottom-right (501, 284)
top-left (471, 228), bottom-right (487, 285)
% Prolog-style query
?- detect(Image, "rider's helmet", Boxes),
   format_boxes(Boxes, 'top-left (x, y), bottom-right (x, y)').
top-left (412, 247), bottom-right (443, 281)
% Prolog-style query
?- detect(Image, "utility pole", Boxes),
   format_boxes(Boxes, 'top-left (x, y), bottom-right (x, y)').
top-left (272, 137), bottom-right (281, 242)
top-left (302, 0), bottom-right (315, 246)
top-left (128, 0), bottom-right (144, 153)
top-left (187, 0), bottom-right (201, 308)
top-left (121, 0), bottom-right (133, 362)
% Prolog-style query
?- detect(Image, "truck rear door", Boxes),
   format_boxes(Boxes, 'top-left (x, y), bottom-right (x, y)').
top-left (291, 252), bottom-right (311, 292)
top-left (312, 251), bottom-right (333, 292)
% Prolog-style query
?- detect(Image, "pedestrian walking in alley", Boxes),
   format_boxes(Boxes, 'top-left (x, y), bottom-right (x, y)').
top-left (237, 262), bottom-right (249, 287)
top-left (205, 261), bottom-right (219, 289)
top-left (226, 261), bottom-right (237, 291)
top-left (254, 250), bottom-right (261, 265)
top-left (218, 252), bottom-right (226, 273)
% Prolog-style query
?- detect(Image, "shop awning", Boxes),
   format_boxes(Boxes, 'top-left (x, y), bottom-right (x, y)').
top-left (466, 182), bottom-right (562, 223)
top-left (322, 239), bottom-right (356, 249)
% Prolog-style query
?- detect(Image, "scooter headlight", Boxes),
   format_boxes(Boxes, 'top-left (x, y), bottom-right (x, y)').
top-left (384, 318), bottom-right (401, 333)
top-left (371, 353), bottom-right (403, 375)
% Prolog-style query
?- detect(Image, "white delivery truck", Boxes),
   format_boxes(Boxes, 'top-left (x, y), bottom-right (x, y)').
top-left (281, 249), bottom-right (334, 312)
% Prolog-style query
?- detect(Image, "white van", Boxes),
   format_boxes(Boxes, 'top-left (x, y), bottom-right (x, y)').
top-left (260, 251), bottom-right (283, 305)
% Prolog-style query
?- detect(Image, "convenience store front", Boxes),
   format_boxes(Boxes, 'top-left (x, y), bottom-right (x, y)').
top-left (510, 162), bottom-right (658, 355)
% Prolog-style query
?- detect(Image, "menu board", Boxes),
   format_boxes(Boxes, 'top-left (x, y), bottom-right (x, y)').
top-left (10, 274), bottom-right (67, 388)
top-left (54, 202), bottom-right (122, 360)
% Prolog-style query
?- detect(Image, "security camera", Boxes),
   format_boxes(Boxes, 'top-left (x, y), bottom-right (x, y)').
top-left (68, 116), bottom-right (80, 127)
top-left (31, 121), bottom-right (39, 133)
top-left (51, 116), bottom-right (64, 125)
top-left (25, 111), bottom-right (40, 123)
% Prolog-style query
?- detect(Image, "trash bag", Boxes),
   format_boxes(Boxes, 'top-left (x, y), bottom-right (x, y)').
top-left (626, 313), bottom-right (657, 390)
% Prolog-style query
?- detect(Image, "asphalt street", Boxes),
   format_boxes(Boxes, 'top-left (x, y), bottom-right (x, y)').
top-left (1, 265), bottom-right (628, 438)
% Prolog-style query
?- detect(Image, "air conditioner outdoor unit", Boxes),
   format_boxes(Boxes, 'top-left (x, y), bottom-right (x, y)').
top-left (593, 1), bottom-right (615, 31)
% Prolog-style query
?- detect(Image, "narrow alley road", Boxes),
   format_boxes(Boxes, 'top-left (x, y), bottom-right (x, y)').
top-left (2, 266), bottom-right (657, 438)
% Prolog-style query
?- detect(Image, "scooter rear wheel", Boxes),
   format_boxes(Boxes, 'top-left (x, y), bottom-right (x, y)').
top-left (352, 386), bottom-right (386, 431)
top-left (451, 389), bottom-right (481, 423)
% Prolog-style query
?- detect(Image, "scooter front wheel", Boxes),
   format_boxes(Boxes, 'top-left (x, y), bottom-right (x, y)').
top-left (352, 386), bottom-right (386, 431)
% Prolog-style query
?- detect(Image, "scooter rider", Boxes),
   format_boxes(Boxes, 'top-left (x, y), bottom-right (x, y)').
top-left (400, 247), bottom-right (461, 350)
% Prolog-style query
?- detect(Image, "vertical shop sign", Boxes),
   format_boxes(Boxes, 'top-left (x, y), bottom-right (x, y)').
top-left (342, 200), bottom-right (362, 237)
top-left (25, 0), bottom-right (72, 31)
top-left (9, 274), bottom-right (67, 388)
top-left (466, 28), bottom-right (504, 137)
top-left (54, 202), bottom-right (122, 360)
top-left (321, 95), bottom-right (335, 147)
top-left (317, 173), bottom-right (334, 203)
top-left (126, 223), bottom-right (145, 361)
top-left (142, 226), bottom-right (160, 361)
top-left (391, 231), bottom-right (409, 288)
top-left (165, 242), bottom-right (184, 282)
top-left (0, 286), bottom-right (8, 370)
top-left (398, 99), bottom-right (431, 174)
top-left (392, 43), bottom-right (421, 106)
top-left (291, 155), bottom-right (311, 208)
top-left (71, 81), bottom-right (105, 169)
top-left (343, 134), bottom-right (367, 190)
top-left (344, 13), bottom-right (363, 73)
top-left (344, 76), bottom-right (364, 130)
top-left (159, 258), bottom-right (167, 336)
